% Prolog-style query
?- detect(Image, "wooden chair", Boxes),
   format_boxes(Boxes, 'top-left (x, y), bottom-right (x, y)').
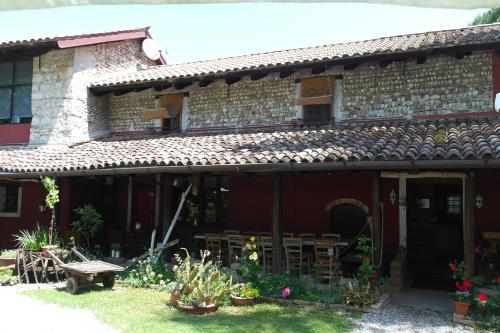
top-left (283, 232), bottom-right (294, 238)
top-left (205, 233), bottom-right (226, 262)
top-left (227, 234), bottom-right (244, 266)
top-left (313, 239), bottom-right (343, 279)
top-left (224, 229), bottom-right (240, 235)
top-left (322, 233), bottom-right (341, 240)
top-left (283, 237), bottom-right (310, 276)
top-left (260, 236), bottom-right (274, 273)
top-left (258, 231), bottom-right (272, 237)
top-left (298, 233), bottom-right (315, 240)
top-left (242, 231), bottom-right (259, 235)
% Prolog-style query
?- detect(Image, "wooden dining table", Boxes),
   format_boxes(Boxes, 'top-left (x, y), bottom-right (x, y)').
top-left (193, 234), bottom-right (350, 247)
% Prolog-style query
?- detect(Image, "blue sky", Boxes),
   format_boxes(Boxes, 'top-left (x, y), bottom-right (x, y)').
top-left (0, 3), bottom-right (486, 64)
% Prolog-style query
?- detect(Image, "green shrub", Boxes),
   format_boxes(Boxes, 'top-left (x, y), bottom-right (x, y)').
top-left (0, 249), bottom-right (16, 258)
top-left (341, 278), bottom-right (379, 309)
top-left (0, 269), bottom-right (19, 286)
top-left (120, 254), bottom-right (174, 289)
top-left (232, 283), bottom-right (260, 299)
top-left (13, 224), bottom-right (51, 251)
top-left (72, 205), bottom-right (104, 249)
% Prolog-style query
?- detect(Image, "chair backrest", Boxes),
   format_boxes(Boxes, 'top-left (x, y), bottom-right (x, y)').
top-left (314, 239), bottom-right (335, 264)
top-left (258, 231), bottom-right (272, 237)
top-left (242, 231), bottom-right (258, 235)
top-left (226, 234), bottom-right (243, 264)
top-left (283, 237), bottom-right (302, 256)
top-left (224, 229), bottom-right (240, 235)
top-left (298, 233), bottom-right (315, 240)
top-left (282, 232), bottom-right (294, 238)
top-left (204, 233), bottom-right (222, 254)
top-left (322, 233), bottom-right (341, 240)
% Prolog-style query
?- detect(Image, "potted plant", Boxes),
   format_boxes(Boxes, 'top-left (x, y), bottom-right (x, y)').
top-left (0, 249), bottom-right (17, 267)
top-left (449, 260), bottom-right (472, 316)
top-left (231, 283), bottom-right (260, 306)
top-left (13, 224), bottom-right (50, 252)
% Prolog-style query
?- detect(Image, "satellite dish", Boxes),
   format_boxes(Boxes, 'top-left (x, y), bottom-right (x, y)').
top-left (142, 38), bottom-right (161, 61)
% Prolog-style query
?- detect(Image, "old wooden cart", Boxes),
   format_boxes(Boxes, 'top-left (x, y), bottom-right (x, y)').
top-left (48, 248), bottom-right (124, 294)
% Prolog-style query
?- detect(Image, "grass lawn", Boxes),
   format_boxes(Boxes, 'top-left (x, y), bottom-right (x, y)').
top-left (22, 287), bottom-right (354, 333)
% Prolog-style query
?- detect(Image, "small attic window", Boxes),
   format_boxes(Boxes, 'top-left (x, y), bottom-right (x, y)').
top-left (295, 76), bottom-right (334, 124)
top-left (142, 93), bottom-right (184, 132)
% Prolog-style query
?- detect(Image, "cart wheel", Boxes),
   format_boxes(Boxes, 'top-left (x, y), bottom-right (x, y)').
top-left (103, 275), bottom-right (115, 289)
top-left (66, 277), bottom-right (79, 294)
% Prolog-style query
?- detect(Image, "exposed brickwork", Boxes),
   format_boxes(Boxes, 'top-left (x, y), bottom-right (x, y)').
top-left (107, 52), bottom-right (493, 132)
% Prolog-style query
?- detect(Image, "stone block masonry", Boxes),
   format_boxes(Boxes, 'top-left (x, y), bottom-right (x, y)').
top-left (106, 51), bottom-right (494, 133)
top-left (29, 40), bottom-right (156, 146)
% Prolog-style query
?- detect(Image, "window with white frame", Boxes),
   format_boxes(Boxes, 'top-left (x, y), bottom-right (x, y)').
top-left (0, 184), bottom-right (21, 217)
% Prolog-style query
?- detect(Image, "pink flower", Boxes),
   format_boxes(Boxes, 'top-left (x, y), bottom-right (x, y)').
top-left (496, 276), bottom-right (500, 281)
top-left (281, 287), bottom-right (291, 298)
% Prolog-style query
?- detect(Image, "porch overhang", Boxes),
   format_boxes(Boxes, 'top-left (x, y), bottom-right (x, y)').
top-left (1, 158), bottom-right (500, 178)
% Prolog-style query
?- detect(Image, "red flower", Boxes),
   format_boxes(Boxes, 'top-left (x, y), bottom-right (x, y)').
top-left (456, 278), bottom-right (471, 291)
top-left (449, 263), bottom-right (457, 272)
top-left (496, 276), bottom-right (500, 281)
top-left (477, 293), bottom-right (488, 301)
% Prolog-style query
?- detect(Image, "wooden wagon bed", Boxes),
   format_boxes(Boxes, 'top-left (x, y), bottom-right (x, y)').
top-left (48, 248), bottom-right (124, 294)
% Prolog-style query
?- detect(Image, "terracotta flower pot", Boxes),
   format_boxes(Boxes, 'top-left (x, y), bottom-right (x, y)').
top-left (178, 303), bottom-right (218, 315)
top-left (0, 257), bottom-right (16, 267)
top-left (230, 296), bottom-right (256, 306)
top-left (453, 301), bottom-right (470, 316)
top-left (169, 290), bottom-right (181, 307)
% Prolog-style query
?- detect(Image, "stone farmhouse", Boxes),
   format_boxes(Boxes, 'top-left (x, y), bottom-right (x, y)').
top-left (1, 23), bottom-right (500, 288)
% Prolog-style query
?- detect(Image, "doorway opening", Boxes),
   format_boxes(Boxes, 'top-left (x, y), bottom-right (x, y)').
top-left (406, 178), bottom-right (463, 291)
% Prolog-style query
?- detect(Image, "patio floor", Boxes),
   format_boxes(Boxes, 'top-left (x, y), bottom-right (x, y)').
top-left (390, 288), bottom-right (453, 313)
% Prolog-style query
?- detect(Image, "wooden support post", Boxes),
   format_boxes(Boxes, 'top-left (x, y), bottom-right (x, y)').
top-left (372, 172), bottom-right (382, 270)
top-left (272, 175), bottom-right (284, 273)
top-left (162, 175), bottom-right (173, 238)
top-left (464, 173), bottom-right (475, 277)
top-left (154, 174), bottom-right (161, 228)
top-left (126, 176), bottom-right (133, 232)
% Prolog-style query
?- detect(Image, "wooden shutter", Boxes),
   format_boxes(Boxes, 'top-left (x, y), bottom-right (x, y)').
top-left (300, 76), bottom-right (334, 98)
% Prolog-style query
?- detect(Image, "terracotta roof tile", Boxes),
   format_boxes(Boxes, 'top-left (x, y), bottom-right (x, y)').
top-left (92, 23), bottom-right (500, 88)
top-left (2, 117), bottom-right (500, 174)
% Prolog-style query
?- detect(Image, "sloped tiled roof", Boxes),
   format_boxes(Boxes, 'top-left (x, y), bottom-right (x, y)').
top-left (1, 117), bottom-right (500, 174)
top-left (92, 23), bottom-right (500, 88)
top-left (0, 27), bottom-right (150, 50)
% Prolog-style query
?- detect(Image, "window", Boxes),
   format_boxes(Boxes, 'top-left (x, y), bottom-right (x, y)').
top-left (296, 76), bottom-right (334, 124)
top-left (183, 176), bottom-right (229, 226)
top-left (0, 60), bottom-right (33, 124)
top-left (447, 194), bottom-right (462, 216)
top-left (203, 176), bottom-right (229, 225)
top-left (0, 184), bottom-right (21, 217)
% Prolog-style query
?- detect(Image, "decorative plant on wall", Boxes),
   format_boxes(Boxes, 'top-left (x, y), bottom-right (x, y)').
top-left (41, 177), bottom-right (60, 246)
top-left (71, 204), bottom-right (103, 249)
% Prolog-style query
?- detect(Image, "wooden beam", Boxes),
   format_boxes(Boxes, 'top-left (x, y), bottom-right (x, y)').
top-left (295, 95), bottom-right (332, 106)
top-left (464, 173), bottom-right (475, 277)
top-left (272, 175), bottom-right (284, 273)
top-left (250, 72), bottom-right (268, 81)
top-left (162, 175), bottom-right (173, 238)
top-left (154, 174), bottom-right (161, 228)
top-left (126, 176), bottom-right (133, 232)
top-left (142, 108), bottom-right (180, 120)
top-left (372, 172), bottom-right (382, 271)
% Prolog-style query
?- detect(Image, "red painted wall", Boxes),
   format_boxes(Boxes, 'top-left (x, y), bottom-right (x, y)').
top-left (0, 181), bottom-right (51, 249)
top-left (0, 124), bottom-right (31, 145)
top-left (474, 171), bottom-right (500, 244)
top-left (227, 173), bottom-right (400, 270)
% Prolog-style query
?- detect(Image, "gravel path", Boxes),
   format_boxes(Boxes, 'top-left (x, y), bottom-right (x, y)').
top-left (351, 305), bottom-right (479, 333)
top-left (0, 285), bottom-right (119, 333)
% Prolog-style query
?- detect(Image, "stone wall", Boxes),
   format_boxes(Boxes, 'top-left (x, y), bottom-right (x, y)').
top-left (341, 51), bottom-right (493, 119)
top-left (106, 51), bottom-right (494, 133)
top-left (29, 39), bottom-right (155, 145)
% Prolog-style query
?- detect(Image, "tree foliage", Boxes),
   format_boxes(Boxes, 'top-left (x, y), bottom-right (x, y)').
top-left (471, 8), bottom-right (500, 25)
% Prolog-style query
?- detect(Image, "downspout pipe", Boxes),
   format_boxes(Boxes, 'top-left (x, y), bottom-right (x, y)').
top-left (0, 159), bottom-right (498, 179)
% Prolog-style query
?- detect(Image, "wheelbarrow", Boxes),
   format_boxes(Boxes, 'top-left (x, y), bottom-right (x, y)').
top-left (47, 248), bottom-right (124, 294)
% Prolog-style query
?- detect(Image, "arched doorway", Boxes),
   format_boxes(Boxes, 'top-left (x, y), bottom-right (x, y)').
top-left (325, 199), bottom-right (368, 239)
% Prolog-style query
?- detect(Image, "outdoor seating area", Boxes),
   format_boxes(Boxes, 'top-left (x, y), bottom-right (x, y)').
top-left (194, 231), bottom-right (350, 278)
